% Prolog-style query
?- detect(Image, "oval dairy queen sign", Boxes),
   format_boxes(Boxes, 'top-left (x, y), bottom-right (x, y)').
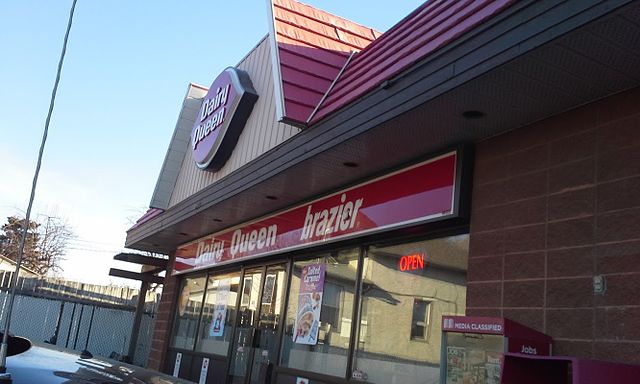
top-left (191, 67), bottom-right (258, 171)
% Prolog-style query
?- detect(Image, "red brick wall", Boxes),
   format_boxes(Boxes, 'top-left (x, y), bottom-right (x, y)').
top-left (146, 254), bottom-right (178, 371)
top-left (467, 86), bottom-right (640, 364)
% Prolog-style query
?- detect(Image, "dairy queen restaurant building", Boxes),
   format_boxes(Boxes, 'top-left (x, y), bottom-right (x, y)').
top-left (124, 0), bottom-right (640, 383)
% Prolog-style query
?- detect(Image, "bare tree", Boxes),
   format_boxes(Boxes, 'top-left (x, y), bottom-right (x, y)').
top-left (0, 215), bottom-right (74, 275)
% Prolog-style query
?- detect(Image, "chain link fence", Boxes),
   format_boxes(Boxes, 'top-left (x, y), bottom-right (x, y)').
top-left (0, 273), bottom-right (159, 366)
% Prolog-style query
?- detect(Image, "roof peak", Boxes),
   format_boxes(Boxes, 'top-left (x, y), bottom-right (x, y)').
top-left (268, 0), bottom-right (379, 125)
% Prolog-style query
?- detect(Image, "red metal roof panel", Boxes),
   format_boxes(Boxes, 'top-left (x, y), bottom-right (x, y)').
top-left (281, 65), bottom-right (333, 93)
top-left (334, 0), bottom-right (475, 86)
top-left (283, 82), bottom-right (324, 108)
top-left (278, 37), bottom-right (349, 68)
top-left (278, 49), bottom-right (343, 81)
top-left (269, 0), bottom-right (379, 125)
top-left (282, 99), bottom-right (314, 123)
top-left (273, 0), bottom-right (379, 42)
top-left (128, 208), bottom-right (164, 231)
top-left (274, 8), bottom-right (376, 50)
top-left (310, 0), bottom-right (515, 123)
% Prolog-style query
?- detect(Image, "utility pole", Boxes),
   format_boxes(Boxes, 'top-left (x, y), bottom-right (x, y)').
top-left (0, 1), bottom-right (78, 381)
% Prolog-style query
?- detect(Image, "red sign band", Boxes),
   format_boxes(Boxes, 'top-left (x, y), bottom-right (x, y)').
top-left (174, 151), bottom-right (458, 274)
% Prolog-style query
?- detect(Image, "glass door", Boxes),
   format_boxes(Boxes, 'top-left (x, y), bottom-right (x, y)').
top-left (248, 264), bottom-right (287, 384)
top-left (228, 268), bottom-right (262, 384)
top-left (227, 264), bottom-right (287, 384)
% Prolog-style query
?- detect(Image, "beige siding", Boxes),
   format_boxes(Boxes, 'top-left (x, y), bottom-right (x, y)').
top-left (169, 38), bottom-right (301, 206)
top-left (150, 84), bottom-right (207, 209)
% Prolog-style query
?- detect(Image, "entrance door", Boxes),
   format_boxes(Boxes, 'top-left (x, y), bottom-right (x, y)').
top-left (227, 264), bottom-right (287, 384)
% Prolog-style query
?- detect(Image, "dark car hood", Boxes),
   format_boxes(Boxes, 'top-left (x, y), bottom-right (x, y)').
top-left (6, 342), bottom-right (192, 384)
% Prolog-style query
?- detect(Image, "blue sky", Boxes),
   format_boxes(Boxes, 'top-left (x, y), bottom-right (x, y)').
top-left (0, 1), bottom-right (423, 285)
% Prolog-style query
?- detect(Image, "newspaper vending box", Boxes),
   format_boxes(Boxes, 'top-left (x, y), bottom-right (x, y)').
top-left (440, 316), bottom-right (552, 384)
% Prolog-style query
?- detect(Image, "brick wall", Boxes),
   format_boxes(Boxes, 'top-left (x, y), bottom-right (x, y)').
top-left (146, 254), bottom-right (178, 371)
top-left (467, 86), bottom-right (640, 364)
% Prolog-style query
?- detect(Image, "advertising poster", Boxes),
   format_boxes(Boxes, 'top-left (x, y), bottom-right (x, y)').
top-left (293, 264), bottom-right (325, 345)
top-left (446, 347), bottom-right (502, 384)
top-left (466, 349), bottom-right (488, 384)
top-left (209, 278), bottom-right (231, 337)
top-left (485, 352), bottom-right (502, 384)
top-left (445, 347), bottom-right (465, 384)
top-left (178, 284), bottom-right (190, 316)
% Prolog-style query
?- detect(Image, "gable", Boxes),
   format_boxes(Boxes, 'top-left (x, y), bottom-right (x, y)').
top-left (267, 0), bottom-right (379, 125)
top-left (150, 38), bottom-right (302, 209)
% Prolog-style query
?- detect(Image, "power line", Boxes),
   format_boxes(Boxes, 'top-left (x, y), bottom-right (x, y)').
top-left (68, 238), bottom-right (123, 247)
top-left (67, 247), bottom-right (124, 254)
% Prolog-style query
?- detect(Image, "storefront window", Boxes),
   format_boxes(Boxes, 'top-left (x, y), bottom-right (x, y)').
top-left (171, 274), bottom-right (207, 350)
top-left (195, 271), bottom-right (241, 355)
top-left (354, 234), bottom-right (468, 383)
top-left (280, 248), bottom-right (359, 377)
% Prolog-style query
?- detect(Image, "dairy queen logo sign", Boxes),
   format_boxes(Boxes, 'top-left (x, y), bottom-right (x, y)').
top-left (191, 67), bottom-right (258, 171)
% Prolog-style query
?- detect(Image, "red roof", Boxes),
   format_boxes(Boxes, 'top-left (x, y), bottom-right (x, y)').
top-left (310, 0), bottom-right (515, 123)
top-left (269, 0), bottom-right (380, 124)
top-left (128, 208), bottom-right (164, 231)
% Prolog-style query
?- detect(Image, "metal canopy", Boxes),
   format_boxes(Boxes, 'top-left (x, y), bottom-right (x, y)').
top-left (108, 268), bottom-right (165, 285)
top-left (109, 253), bottom-right (167, 284)
top-left (113, 252), bottom-right (168, 268)
top-left (126, 0), bottom-right (640, 254)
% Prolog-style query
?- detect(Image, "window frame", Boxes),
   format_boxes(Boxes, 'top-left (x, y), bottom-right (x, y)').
top-left (410, 298), bottom-right (433, 342)
top-left (351, 232), bottom-right (469, 383)
top-left (169, 273), bottom-right (209, 351)
top-left (276, 247), bottom-right (363, 379)
top-left (194, 270), bottom-right (243, 356)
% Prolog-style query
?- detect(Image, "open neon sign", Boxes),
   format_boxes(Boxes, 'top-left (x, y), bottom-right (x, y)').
top-left (399, 253), bottom-right (426, 272)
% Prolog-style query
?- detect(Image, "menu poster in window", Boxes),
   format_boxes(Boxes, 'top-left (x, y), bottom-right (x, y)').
top-left (293, 264), bottom-right (325, 345)
top-left (209, 278), bottom-right (231, 337)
